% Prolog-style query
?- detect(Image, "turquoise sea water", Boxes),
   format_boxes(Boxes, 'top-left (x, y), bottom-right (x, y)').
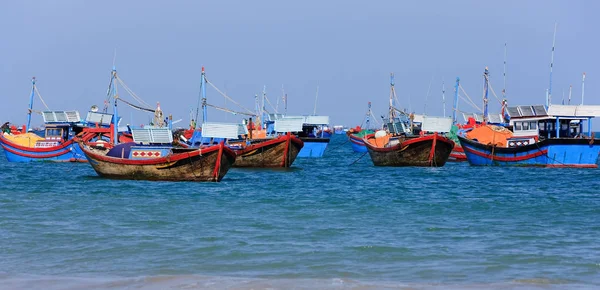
top-left (1, 135), bottom-right (599, 289)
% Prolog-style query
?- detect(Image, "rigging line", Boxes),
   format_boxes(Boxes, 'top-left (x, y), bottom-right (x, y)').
top-left (205, 79), bottom-right (254, 114)
top-left (458, 85), bottom-right (482, 112)
top-left (263, 90), bottom-right (278, 114)
top-left (33, 85), bottom-right (50, 110)
top-left (116, 76), bottom-right (152, 108)
top-left (485, 74), bottom-right (504, 105)
top-left (116, 97), bottom-right (155, 113)
top-left (458, 93), bottom-right (482, 113)
top-left (205, 103), bottom-right (256, 117)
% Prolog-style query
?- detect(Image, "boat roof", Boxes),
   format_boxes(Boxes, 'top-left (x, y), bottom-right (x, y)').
top-left (508, 104), bottom-right (600, 120)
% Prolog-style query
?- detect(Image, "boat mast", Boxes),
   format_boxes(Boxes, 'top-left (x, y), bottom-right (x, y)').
top-left (503, 42), bottom-right (507, 100)
top-left (581, 72), bottom-right (586, 105)
top-left (366, 101), bottom-right (371, 129)
top-left (483, 67), bottom-right (490, 124)
top-left (442, 79), bottom-right (446, 117)
top-left (111, 66), bottom-right (119, 146)
top-left (26, 77), bottom-right (36, 132)
top-left (568, 84), bottom-right (572, 105)
top-left (452, 77), bottom-right (460, 124)
top-left (389, 73), bottom-right (396, 121)
top-left (262, 85), bottom-right (267, 127)
top-left (547, 23), bottom-right (557, 107)
top-left (201, 67), bottom-right (207, 124)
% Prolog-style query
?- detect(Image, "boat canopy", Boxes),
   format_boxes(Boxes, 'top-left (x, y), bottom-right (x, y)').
top-left (274, 117), bottom-right (304, 132)
top-left (201, 122), bottom-right (240, 139)
top-left (421, 116), bottom-right (453, 133)
top-left (85, 111), bottom-right (113, 126)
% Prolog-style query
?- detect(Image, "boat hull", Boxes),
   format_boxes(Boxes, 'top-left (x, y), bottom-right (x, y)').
top-left (448, 143), bottom-right (467, 162)
top-left (364, 133), bottom-right (454, 167)
top-left (79, 143), bottom-right (236, 181)
top-left (0, 134), bottom-right (86, 162)
top-left (349, 133), bottom-right (367, 153)
top-left (297, 137), bottom-right (330, 157)
top-left (458, 136), bottom-right (600, 168)
top-left (233, 134), bottom-right (304, 168)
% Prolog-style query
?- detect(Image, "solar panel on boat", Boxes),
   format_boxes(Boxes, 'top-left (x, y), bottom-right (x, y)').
top-left (518, 106), bottom-right (535, 117)
top-left (132, 128), bottom-right (173, 144)
top-left (85, 112), bottom-right (113, 125)
top-left (506, 107), bottom-right (521, 117)
top-left (532, 105), bottom-right (547, 116)
top-left (487, 114), bottom-right (502, 123)
top-left (42, 111), bottom-right (81, 123)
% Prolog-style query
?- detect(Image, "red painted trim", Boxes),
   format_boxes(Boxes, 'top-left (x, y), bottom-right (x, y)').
top-left (428, 132), bottom-right (437, 164)
top-left (281, 132), bottom-right (291, 167)
top-left (81, 142), bottom-right (222, 165)
top-left (363, 133), bottom-right (454, 153)
top-left (463, 145), bottom-right (548, 162)
top-left (213, 142), bottom-right (224, 181)
top-left (2, 143), bottom-right (72, 159)
top-left (0, 134), bottom-right (74, 152)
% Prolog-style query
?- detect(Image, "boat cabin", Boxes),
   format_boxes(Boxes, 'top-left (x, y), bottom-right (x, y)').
top-left (507, 105), bottom-right (600, 145)
top-left (33, 111), bottom-right (83, 148)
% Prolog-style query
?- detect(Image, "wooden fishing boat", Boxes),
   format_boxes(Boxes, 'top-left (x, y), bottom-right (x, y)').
top-left (362, 73), bottom-right (454, 167)
top-left (448, 143), bottom-right (467, 161)
top-left (79, 141), bottom-right (236, 181)
top-left (364, 132), bottom-right (454, 167)
top-left (231, 132), bottom-right (304, 168)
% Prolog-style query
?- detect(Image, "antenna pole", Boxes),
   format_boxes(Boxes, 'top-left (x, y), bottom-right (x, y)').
top-left (112, 67), bottom-right (119, 146)
top-left (483, 67), bottom-right (490, 123)
top-left (568, 85), bottom-right (572, 105)
top-left (313, 85), bottom-right (319, 115)
top-left (581, 72), bottom-right (586, 105)
top-left (442, 78), bottom-right (446, 117)
top-left (201, 67), bottom-right (207, 124)
top-left (26, 77), bottom-right (36, 132)
top-left (366, 102), bottom-right (371, 129)
top-left (547, 23), bottom-right (557, 107)
top-left (503, 42), bottom-right (507, 100)
top-left (453, 77), bottom-right (460, 124)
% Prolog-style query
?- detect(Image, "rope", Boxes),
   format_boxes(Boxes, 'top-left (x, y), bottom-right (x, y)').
top-left (116, 97), bottom-right (155, 112)
top-left (485, 75), bottom-right (504, 105)
top-left (205, 79), bottom-right (254, 114)
top-left (349, 151), bottom-right (369, 165)
top-left (33, 85), bottom-right (50, 110)
top-left (116, 76), bottom-right (152, 108)
top-left (458, 85), bottom-right (482, 112)
top-left (206, 103), bottom-right (256, 117)
top-left (263, 93), bottom-right (278, 114)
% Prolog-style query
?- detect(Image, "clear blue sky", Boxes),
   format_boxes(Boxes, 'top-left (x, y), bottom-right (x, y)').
top-left (1, 0), bottom-right (597, 128)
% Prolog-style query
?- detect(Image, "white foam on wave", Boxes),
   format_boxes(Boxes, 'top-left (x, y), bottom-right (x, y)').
top-left (0, 274), bottom-right (597, 290)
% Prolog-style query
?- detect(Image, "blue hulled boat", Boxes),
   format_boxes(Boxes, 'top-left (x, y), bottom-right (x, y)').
top-left (459, 104), bottom-right (600, 168)
top-left (296, 115), bottom-right (330, 157)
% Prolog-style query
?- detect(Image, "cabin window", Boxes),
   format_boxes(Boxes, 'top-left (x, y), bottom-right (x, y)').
top-left (538, 122), bottom-right (545, 130)
top-left (515, 122), bottom-right (522, 130)
top-left (530, 122), bottom-right (537, 130)
top-left (561, 123), bottom-right (568, 130)
top-left (522, 122), bottom-right (529, 130)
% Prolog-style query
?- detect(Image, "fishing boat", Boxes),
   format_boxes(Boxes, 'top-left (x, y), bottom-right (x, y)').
top-left (79, 127), bottom-right (236, 181)
top-left (347, 102), bottom-right (377, 153)
top-left (295, 115), bottom-right (330, 157)
top-left (458, 104), bottom-right (600, 168)
top-left (333, 125), bottom-right (345, 134)
top-left (0, 78), bottom-right (95, 162)
top-left (181, 68), bottom-right (305, 168)
top-left (363, 73), bottom-right (454, 167)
